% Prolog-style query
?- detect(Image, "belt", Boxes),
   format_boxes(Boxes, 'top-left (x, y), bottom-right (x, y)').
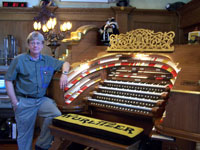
top-left (17, 94), bottom-right (39, 99)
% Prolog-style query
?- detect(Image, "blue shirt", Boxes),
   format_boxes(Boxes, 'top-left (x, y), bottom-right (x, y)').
top-left (5, 53), bottom-right (64, 98)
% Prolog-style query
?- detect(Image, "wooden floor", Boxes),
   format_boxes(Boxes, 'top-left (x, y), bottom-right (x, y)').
top-left (0, 142), bottom-right (18, 150)
top-left (0, 138), bottom-right (37, 150)
top-left (0, 138), bottom-right (39, 150)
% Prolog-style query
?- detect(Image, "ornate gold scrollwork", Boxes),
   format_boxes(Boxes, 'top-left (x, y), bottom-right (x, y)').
top-left (107, 29), bottom-right (175, 52)
top-left (62, 25), bottom-right (98, 44)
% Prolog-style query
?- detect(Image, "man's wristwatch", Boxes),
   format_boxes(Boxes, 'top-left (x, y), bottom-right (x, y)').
top-left (62, 71), bottom-right (69, 75)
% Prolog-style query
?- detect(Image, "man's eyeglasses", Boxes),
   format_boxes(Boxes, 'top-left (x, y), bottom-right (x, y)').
top-left (29, 41), bottom-right (43, 46)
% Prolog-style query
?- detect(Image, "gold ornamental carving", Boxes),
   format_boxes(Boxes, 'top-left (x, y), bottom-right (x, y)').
top-left (62, 25), bottom-right (98, 44)
top-left (107, 29), bottom-right (175, 52)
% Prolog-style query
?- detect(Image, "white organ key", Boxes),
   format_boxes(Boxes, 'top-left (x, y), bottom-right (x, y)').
top-left (138, 70), bottom-right (169, 74)
top-left (104, 79), bottom-right (167, 88)
top-left (88, 98), bottom-right (152, 111)
top-left (116, 69), bottom-right (131, 72)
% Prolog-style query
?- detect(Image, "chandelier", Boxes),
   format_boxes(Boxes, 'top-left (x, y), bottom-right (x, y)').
top-left (33, 5), bottom-right (72, 57)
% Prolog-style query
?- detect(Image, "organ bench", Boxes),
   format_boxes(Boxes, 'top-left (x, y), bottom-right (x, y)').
top-left (49, 125), bottom-right (140, 150)
top-left (49, 113), bottom-right (144, 150)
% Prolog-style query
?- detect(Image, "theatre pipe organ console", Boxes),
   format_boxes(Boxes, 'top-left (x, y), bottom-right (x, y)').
top-left (57, 53), bottom-right (179, 134)
top-left (49, 28), bottom-right (200, 149)
top-left (64, 53), bottom-right (178, 114)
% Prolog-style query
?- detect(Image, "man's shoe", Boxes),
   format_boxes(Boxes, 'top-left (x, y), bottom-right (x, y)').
top-left (35, 145), bottom-right (48, 150)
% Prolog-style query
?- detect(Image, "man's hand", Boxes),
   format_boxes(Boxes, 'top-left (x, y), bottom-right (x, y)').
top-left (12, 101), bottom-right (19, 112)
top-left (60, 74), bottom-right (68, 90)
top-left (5, 80), bottom-right (19, 112)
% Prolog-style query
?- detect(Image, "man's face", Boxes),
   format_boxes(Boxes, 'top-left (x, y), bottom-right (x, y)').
top-left (28, 39), bottom-right (44, 55)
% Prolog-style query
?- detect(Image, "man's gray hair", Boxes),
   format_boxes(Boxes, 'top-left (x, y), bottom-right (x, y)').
top-left (26, 31), bottom-right (45, 44)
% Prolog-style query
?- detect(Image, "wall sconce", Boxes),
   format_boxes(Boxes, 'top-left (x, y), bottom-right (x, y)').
top-left (33, 5), bottom-right (72, 57)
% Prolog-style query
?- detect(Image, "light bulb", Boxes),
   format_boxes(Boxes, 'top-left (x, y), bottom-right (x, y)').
top-left (52, 18), bottom-right (57, 27)
top-left (66, 21), bottom-right (72, 30)
top-left (60, 24), bottom-right (65, 32)
top-left (33, 21), bottom-right (38, 30)
top-left (47, 18), bottom-right (53, 30)
top-left (38, 22), bottom-right (41, 30)
top-left (42, 24), bottom-right (49, 32)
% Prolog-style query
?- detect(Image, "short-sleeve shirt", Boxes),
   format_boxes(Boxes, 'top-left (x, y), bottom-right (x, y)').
top-left (5, 53), bottom-right (64, 98)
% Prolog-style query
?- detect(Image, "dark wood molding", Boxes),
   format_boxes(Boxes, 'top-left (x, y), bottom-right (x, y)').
top-left (0, 7), bottom-right (114, 21)
top-left (0, 8), bottom-right (36, 21)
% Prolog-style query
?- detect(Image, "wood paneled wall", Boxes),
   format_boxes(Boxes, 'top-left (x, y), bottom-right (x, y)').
top-left (0, 7), bottom-right (179, 63)
top-left (178, 0), bottom-right (200, 43)
top-left (179, 0), bottom-right (200, 31)
top-left (129, 9), bottom-right (179, 43)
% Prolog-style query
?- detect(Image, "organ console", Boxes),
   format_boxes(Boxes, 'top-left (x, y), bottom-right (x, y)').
top-left (49, 28), bottom-right (200, 150)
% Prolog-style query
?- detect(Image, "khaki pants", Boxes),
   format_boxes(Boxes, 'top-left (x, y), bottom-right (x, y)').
top-left (15, 96), bottom-right (61, 150)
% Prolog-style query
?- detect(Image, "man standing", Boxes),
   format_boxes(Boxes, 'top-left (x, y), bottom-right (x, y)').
top-left (5, 31), bottom-right (70, 150)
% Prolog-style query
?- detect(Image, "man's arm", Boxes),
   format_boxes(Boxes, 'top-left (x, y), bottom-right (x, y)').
top-left (5, 80), bottom-right (18, 110)
top-left (60, 61), bottom-right (70, 90)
